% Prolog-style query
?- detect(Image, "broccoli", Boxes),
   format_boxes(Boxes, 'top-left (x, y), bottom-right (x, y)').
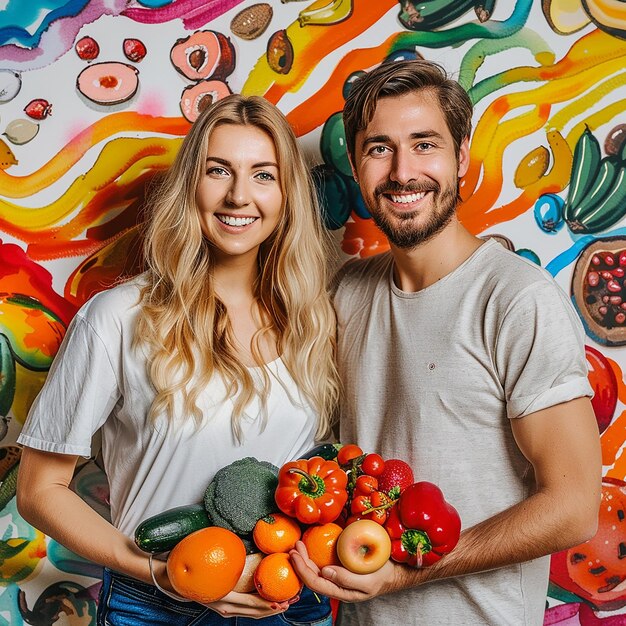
top-left (203, 457), bottom-right (279, 535)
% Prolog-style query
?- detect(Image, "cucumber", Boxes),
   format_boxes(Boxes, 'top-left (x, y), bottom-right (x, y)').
top-left (134, 503), bottom-right (211, 553)
top-left (301, 443), bottom-right (341, 461)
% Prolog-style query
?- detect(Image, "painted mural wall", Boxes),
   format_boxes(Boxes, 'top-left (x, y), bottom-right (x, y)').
top-left (0, 0), bottom-right (625, 623)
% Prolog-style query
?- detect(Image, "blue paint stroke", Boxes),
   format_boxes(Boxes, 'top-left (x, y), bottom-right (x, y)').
top-left (545, 227), bottom-right (626, 277)
top-left (0, 0), bottom-right (89, 48)
top-left (137, 0), bottom-right (174, 6)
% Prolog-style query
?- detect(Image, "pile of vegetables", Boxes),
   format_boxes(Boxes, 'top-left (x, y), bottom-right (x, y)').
top-left (134, 444), bottom-right (461, 593)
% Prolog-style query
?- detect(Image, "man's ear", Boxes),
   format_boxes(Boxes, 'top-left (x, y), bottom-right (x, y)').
top-left (457, 136), bottom-right (470, 178)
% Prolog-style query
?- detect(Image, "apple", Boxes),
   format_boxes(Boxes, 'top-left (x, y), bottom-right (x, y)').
top-left (336, 519), bottom-right (391, 574)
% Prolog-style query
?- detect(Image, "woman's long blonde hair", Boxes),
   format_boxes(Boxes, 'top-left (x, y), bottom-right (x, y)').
top-left (134, 95), bottom-right (340, 441)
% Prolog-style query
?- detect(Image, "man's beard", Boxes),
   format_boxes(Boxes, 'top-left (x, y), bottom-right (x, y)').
top-left (369, 181), bottom-right (458, 250)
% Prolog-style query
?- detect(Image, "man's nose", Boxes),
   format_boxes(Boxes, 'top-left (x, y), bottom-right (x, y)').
top-left (389, 150), bottom-right (416, 186)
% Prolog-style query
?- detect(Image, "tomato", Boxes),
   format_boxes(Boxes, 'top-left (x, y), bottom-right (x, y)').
top-left (355, 475), bottom-right (378, 496)
top-left (361, 453), bottom-right (385, 477)
top-left (351, 495), bottom-right (371, 515)
top-left (337, 444), bottom-right (363, 465)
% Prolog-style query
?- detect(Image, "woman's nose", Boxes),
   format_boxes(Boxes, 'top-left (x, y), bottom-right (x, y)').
top-left (227, 176), bottom-right (251, 206)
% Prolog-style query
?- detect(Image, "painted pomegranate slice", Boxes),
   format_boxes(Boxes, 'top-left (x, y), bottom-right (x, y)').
top-left (572, 237), bottom-right (626, 345)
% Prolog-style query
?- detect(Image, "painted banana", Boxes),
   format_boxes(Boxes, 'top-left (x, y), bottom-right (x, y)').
top-left (298, 0), bottom-right (353, 27)
top-left (581, 0), bottom-right (626, 40)
top-left (565, 126), bottom-right (602, 217)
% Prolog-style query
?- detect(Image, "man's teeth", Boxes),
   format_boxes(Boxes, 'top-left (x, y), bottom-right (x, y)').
top-left (217, 215), bottom-right (257, 226)
top-left (390, 192), bottom-right (426, 204)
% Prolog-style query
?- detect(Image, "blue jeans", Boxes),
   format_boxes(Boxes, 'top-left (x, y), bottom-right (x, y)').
top-left (97, 568), bottom-right (333, 625)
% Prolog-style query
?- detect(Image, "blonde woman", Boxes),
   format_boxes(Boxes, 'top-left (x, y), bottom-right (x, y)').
top-left (16, 95), bottom-right (339, 625)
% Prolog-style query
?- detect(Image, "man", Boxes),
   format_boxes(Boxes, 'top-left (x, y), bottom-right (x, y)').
top-left (290, 60), bottom-right (602, 625)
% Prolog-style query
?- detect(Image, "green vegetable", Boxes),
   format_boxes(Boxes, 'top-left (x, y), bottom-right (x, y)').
top-left (203, 457), bottom-right (279, 535)
top-left (134, 503), bottom-right (210, 553)
top-left (301, 443), bottom-right (341, 461)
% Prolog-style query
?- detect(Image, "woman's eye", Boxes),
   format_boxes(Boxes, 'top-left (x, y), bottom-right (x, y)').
top-left (255, 171), bottom-right (276, 181)
top-left (207, 166), bottom-right (228, 176)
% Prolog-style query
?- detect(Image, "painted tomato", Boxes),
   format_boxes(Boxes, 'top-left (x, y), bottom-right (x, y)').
top-left (585, 345), bottom-right (618, 434)
top-left (550, 478), bottom-right (626, 611)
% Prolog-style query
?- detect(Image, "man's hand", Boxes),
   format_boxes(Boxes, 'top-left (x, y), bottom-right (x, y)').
top-left (207, 590), bottom-right (294, 618)
top-left (289, 540), bottom-right (398, 602)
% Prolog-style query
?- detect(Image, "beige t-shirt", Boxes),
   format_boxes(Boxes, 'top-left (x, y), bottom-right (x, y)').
top-left (18, 277), bottom-right (318, 537)
top-left (333, 239), bottom-right (592, 626)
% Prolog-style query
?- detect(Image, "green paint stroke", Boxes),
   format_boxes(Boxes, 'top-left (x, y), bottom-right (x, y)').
top-left (389, 0), bottom-right (532, 54)
top-left (459, 29), bottom-right (554, 101)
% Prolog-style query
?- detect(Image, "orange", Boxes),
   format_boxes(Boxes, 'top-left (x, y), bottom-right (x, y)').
top-left (253, 512), bottom-right (302, 554)
top-left (167, 526), bottom-right (246, 603)
top-left (302, 522), bottom-right (342, 569)
top-left (253, 552), bottom-right (303, 602)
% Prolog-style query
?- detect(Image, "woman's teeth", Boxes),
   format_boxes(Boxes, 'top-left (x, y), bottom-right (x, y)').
top-left (217, 215), bottom-right (257, 226)
top-left (390, 192), bottom-right (426, 204)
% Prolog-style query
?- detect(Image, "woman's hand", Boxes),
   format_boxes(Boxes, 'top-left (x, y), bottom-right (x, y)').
top-left (206, 590), bottom-right (297, 618)
top-left (289, 540), bottom-right (398, 603)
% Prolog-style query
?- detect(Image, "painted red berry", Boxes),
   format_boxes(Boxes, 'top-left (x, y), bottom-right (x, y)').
top-left (123, 38), bottom-right (147, 63)
top-left (75, 36), bottom-right (99, 61)
top-left (24, 99), bottom-right (52, 120)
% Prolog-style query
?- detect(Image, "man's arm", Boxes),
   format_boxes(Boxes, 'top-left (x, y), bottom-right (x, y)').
top-left (290, 397), bottom-right (602, 601)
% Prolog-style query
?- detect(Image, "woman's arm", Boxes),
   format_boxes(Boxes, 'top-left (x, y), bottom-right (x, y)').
top-left (17, 448), bottom-right (163, 586)
top-left (16, 447), bottom-right (290, 617)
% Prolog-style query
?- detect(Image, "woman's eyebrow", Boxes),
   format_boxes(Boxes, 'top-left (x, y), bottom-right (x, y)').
top-left (206, 156), bottom-right (278, 168)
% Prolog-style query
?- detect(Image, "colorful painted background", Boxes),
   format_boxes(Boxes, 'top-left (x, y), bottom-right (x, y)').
top-left (0, 0), bottom-right (625, 623)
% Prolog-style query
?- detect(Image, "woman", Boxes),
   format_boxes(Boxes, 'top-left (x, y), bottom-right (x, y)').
top-left (16, 95), bottom-right (340, 625)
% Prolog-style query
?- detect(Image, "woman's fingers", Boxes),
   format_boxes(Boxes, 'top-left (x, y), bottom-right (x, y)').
top-left (207, 591), bottom-right (289, 617)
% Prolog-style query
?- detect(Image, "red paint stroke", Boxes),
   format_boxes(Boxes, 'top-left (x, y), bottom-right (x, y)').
top-left (0, 241), bottom-right (76, 324)
top-left (287, 33), bottom-right (397, 137)
top-left (341, 215), bottom-right (390, 258)
top-left (122, 0), bottom-right (245, 29)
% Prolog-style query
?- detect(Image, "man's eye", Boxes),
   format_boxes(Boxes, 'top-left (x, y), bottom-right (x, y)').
top-left (369, 145), bottom-right (389, 155)
top-left (416, 142), bottom-right (433, 151)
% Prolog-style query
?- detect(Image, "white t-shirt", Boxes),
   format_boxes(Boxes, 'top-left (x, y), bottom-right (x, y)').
top-left (18, 277), bottom-right (319, 537)
top-left (333, 239), bottom-right (593, 626)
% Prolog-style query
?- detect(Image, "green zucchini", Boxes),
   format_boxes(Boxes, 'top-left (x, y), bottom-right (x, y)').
top-left (134, 503), bottom-right (211, 553)
top-left (301, 443), bottom-right (341, 461)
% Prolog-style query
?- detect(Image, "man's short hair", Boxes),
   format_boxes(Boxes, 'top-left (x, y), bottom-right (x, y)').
top-left (343, 59), bottom-right (473, 161)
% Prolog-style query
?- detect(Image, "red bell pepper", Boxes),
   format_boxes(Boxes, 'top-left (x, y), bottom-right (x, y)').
top-left (275, 456), bottom-right (348, 524)
top-left (385, 481), bottom-right (461, 567)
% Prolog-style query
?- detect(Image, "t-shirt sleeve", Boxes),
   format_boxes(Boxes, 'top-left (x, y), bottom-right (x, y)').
top-left (494, 279), bottom-right (593, 419)
top-left (17, 312), bottom-right (121, 457)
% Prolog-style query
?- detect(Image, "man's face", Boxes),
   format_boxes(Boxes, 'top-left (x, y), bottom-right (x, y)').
top-left (351, 91), bottom-right (469, 249)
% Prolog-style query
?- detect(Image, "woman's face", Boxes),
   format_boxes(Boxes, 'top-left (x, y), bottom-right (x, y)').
top-left (196, 123), bottom-right (283, 265)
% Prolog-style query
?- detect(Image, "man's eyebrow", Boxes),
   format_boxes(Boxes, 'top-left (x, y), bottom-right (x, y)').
top-left (206, 156), bottom-right (278, 168)
top-left (361, 130), bottom-right (446, 147)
